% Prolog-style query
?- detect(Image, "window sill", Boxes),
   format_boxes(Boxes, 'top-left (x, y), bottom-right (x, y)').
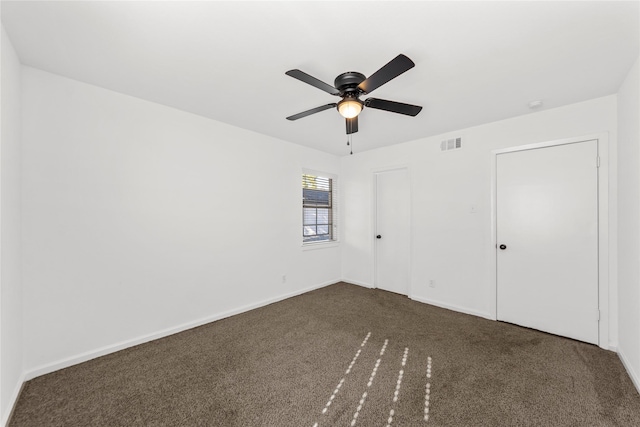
top-left (302, 241), bottom-right (340, 251)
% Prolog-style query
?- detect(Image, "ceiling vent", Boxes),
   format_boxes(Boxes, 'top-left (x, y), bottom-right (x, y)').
top-left (440, 137), bottom-right (462, 151)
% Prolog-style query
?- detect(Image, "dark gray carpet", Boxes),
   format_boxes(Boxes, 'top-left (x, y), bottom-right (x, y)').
top-left (9, 282), bottom-right (640, 426)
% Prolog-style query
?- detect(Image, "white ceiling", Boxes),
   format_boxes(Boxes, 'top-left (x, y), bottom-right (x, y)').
top-left (2, 1), bottom-right (638, 156)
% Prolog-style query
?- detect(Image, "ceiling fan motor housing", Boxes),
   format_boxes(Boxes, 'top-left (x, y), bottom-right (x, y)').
top-left (334, 71), bottom-right (366, 95)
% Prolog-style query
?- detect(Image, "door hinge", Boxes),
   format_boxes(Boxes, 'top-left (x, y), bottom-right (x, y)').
top-left (596, 157), bottom-right (601, 168)
top-left (596, 310), bottom-right (600, 321)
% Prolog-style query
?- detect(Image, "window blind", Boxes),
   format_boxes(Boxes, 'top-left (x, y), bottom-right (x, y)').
top-left (302, 174), bottom-right (335, 243)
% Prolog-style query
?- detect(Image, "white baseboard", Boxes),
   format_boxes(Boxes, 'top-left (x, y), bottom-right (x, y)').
top-left (23, 279), bottom-right (338, 383)
top-left (2, 371), bottom-right (27, 427)
top-left (618, 345), bottom-right (640, 395)
top-left (411, 295), bottom-right (494, 320)
top-left (341, 278), bottom-right (374, 288)
top-left (342, 284), bottom-right (494, 322)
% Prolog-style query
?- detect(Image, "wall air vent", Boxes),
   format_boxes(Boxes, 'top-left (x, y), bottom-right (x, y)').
top-left (440, 137), bottom-right (462, 151)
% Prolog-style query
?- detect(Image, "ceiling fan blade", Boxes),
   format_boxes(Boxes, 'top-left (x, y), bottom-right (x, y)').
top-left (286, 103), bottom-right (337, 121)
top-left (286, 69), bottom-right (340, 96)
top-left (364, 98), bottom-right (422, 116)
top-left (346, 116), bottom-right (358, 134)
top-left (357, 54), bottom-right (415, 95)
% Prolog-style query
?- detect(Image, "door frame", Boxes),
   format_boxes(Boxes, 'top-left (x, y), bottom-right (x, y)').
top-left (372, 165), bottom-right (412, 297)
top-left (490, 133), bottom-right (610, 349)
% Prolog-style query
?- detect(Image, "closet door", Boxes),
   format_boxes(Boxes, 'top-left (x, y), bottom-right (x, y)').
top-left (375, 168), bottom-right (410, 296)
top-left (496, 140), bottom-right (599, 344)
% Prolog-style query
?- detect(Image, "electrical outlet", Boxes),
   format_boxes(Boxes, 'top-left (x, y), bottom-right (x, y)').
top-left (429, 279), bottom-right (436, 288)
top-left (282, 275), bottom-right (287, 284)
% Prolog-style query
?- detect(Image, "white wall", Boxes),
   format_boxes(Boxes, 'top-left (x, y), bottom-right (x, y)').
top-left (617, 56), bottom-right (640, 391)
top-left (341, 96), bottom-right (618, 345)
top-left (21, 67), bottom-right (341, 376)
top-left (0, 25), bottom-right (23, 425)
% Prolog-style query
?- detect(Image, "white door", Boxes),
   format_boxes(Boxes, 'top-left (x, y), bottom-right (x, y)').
top-left (496, 140), bottom-right (599, 344)
top-left (375, 168), bottom-right (410, 295)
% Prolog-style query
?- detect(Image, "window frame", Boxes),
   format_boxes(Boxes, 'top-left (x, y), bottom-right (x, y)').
top-left (302, 170), bottom-right (339, 248)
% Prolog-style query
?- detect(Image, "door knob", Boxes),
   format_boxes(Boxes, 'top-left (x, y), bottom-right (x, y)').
top-left (376, 235), bottom-right (382, 239)
top-left (499, 244), bottom-right (507, 250)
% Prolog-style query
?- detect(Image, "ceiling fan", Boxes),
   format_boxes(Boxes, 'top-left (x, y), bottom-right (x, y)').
top-left (285, 54), bottom-right (422, 135)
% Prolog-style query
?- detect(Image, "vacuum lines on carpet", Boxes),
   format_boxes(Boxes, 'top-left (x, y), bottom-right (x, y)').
top-left (312, 332), bottom-right (433, 427)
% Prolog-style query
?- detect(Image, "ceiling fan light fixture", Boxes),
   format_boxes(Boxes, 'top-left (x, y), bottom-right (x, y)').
top-left (337, 98), bottom-right (363, 119)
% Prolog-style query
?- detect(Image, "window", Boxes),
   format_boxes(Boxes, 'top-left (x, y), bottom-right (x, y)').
top-left (302, 173), bottom-right (336, 243)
